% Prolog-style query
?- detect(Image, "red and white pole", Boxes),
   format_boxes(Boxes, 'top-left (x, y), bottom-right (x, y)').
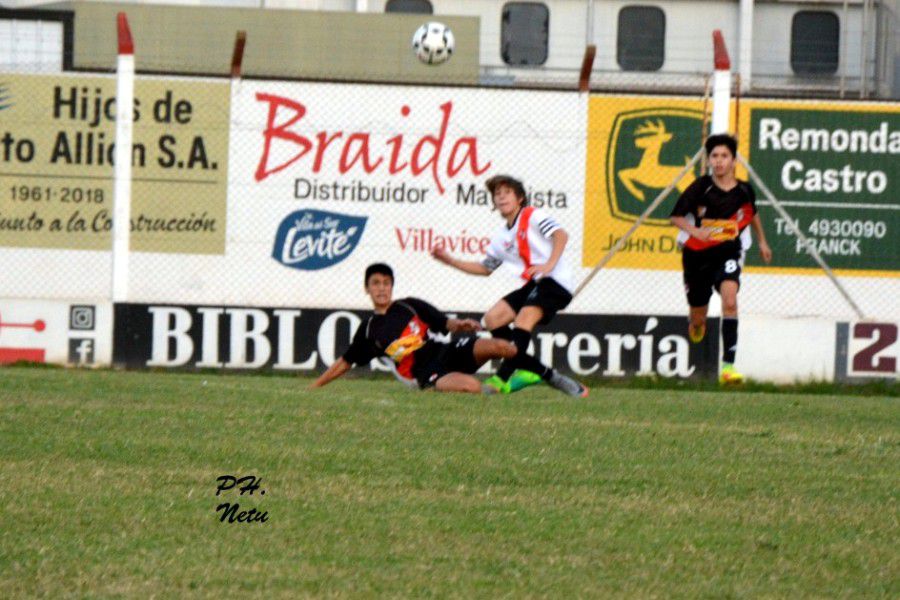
top-left (711, 30), bottom-right (732, 135)
top-left (112, 12), bottom-right (134, 303)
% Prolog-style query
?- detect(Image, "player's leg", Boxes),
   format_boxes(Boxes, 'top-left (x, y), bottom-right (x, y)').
top-left (689, 305), bottom-right (709, 342)
top-left (683, 250), bottom-right (714, 343)
top-left (716, 255), bottom-right (743, 384)
top-left (503, 279), bottom-right (587, 397)
top-left (483, 293), bottom-right (520, 341)
top-left (471, 337), bottom-right (517, 365)
top-left (433, 372), bottom-right (484, 393)
top-left (496, 304), bottom-right (543, 375)
top-left (482, 285), bottom-right (531, 392)
top-left (436, 337), bottom-right (519, 395)
top-left (483, 297), bottom-right (516, 332)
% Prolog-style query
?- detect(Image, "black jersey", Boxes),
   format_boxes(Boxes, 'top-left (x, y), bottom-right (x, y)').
top-left (342, 297), bottom-right (449, 380)
top-left (670, 175), bottom-right (757, 252)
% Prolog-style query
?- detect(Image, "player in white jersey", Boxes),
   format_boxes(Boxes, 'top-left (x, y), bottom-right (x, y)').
top-left (432, 175), bottom-right (588, 397)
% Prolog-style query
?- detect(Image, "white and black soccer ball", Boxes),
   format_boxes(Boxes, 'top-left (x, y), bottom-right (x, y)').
top-left (412, 21), bottom-right (455, 65)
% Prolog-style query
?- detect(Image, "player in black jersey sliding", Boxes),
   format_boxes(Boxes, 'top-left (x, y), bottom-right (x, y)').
top-left (669, 134), bottom-right (772, 384)
top-left (313, 263), bottom-right (571, 394)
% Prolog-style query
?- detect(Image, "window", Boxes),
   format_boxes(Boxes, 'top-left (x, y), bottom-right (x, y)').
top-left (501, 2), bottom-right (549, 66)
top-left (0, 9), bottom-right (73, 72)
top-left (385, 0), bottom-right (433, 14)
top-left (791, 11), bottom-right (839, 75)
top-left (617, 6), bottom-right (665, 71)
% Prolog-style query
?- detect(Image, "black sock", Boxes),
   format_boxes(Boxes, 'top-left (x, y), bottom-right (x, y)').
top-left (722, 317), bottom-right (738, 364)
top-left (490, 326), bottom-right (513, 341)
top-left (515, 353), bottom-right (553, 380)
top-left (497, 327), bottom-right (532, 380)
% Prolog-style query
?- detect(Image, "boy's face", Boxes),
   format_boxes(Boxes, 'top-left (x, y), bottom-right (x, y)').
top-left (492, 183), bottom-right (523, 215)
top-left (365, 273), bottom-right (393, 309)
top-left (708, 145), bottom-right (735, 178)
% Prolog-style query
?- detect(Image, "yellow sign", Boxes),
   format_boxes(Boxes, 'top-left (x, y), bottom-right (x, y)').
top-left (0, 74), bottom-right (229, 253)
top-left (584, 97), bottom-right (706, 270)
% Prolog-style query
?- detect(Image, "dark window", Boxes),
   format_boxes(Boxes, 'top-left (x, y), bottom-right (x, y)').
top-left (385, 0), bottom-right (433, 14)
top-left (791, 11), bottom-right (839, 75)
top-left (617, 6), bottom-right (665, 71)
top-left (501, 2), bottom-right (549, 66)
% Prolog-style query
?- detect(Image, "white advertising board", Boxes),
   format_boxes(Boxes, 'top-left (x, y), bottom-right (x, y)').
top-left (170, 80), bottom-right (588, 311)
top-left (0, 299), bottom-right (111, 367)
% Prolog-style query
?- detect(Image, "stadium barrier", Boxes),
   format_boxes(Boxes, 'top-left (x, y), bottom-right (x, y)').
top-left (0, 72), bottom-right (897, 381)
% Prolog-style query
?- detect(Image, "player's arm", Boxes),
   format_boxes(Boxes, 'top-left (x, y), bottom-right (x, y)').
top-left (431, 247), bottom-right (493, 275)
top-left (527, 227), bottom-right (568, 279)
top-left (751, 214), bottom-right (772, 263)
top-left (670, 179), bottom-right (712, 241)
top-left (311, 357), bottom-right (352, 388)
top-left (406, 297), bottom-right (482, 334)
top-left (310, 321), bottom-right (371, 389)
top-left (745, 183), bottom-right (772, 263)
top-left (446, 318), bottom-right (482, 333)
top-left (670, 216), bottom-right (711, 241)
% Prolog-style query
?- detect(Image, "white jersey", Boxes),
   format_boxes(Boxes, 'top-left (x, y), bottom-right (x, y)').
top-left (482, 207), bottom-right (576, 293)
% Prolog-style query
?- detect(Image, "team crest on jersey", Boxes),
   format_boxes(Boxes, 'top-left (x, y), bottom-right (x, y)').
top-left (385, 333), bottom-right (425, 363)
top-left (606, 108), bottom-right (703, 225)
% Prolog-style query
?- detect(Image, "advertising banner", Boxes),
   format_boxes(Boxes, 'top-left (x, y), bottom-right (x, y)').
top-left (113, 302), bottom-right (719, 380)
top-left (740, 102), bottom-right (899, 276)
top-left (583, 96), bottom-right (706, 271)
top-left (0, 299), bottom-right (111, 366)
top-left (216, 81), bottom-right (586, 310)
top-left (834, 321), bottom-right (899, 381)
top-left (0, 73), bottom-right (230, 254)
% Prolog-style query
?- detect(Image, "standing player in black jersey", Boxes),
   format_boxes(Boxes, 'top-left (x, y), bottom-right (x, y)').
top-left (312, 263), bottom-right (519, 393)
top-left (669, 134), bottom-right (772, 384)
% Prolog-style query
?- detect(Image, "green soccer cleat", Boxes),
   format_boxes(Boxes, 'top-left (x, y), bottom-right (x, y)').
top-left (482, 375), bottom-right (511, 395)
top-left (719, 363), bottom-right (745, 385)
top-left (508, 369), bottom-right (543, 392)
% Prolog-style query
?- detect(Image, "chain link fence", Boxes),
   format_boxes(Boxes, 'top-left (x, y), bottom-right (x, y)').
top-left (1, 70), bottom-right (897, 322)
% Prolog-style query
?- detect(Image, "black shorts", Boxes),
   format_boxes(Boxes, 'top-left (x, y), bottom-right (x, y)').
top-left (502, 277), bottom-right (573, 325)
top-left (682, 244), bottom-right (744, 307)
top-left (413, 337), bottom-right (480, 389)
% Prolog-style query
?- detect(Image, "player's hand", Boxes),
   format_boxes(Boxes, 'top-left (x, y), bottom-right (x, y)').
top-left (431, 247), bottom-right (451, 264)
top-left (759, 240), bottom-right (773, 264)
top-left (525, 264), bottom-right (553, 280)
top-left (448, 318), bottom-right (482, 333)
top-left (692, 228), bottom-right (713, 241)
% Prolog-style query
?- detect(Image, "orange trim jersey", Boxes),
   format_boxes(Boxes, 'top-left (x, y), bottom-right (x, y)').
top-left (670, 175), bottom-right (757, 253)
top-left (342, 298), bottom-right (448, 382)
top-left (482, 207), bottom-right (576, 293)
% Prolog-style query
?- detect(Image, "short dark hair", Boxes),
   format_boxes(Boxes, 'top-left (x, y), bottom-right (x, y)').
top-left (705, 133), bottom-right (737, 157)
top-left (485, 174), bottom-right (528, 206)
top-left (365, 263), bottom-right (393, 286)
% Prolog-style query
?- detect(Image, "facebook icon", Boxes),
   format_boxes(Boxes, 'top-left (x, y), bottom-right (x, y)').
top-left (68, 338), bottom-right (95, 365)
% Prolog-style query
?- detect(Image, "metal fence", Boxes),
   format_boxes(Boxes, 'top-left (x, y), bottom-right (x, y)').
top-left (0, 68), bottom-right (898, 322)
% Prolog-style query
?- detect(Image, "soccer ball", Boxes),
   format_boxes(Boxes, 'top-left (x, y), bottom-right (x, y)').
top-left (412, 22), bottom-right (455, 65)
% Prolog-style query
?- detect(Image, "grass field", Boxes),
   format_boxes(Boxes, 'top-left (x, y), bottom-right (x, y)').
top-left (1, 367), bottom-right (898, 598)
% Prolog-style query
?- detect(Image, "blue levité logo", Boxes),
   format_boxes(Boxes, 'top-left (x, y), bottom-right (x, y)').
top-left (272, 209), bottom-right (366, 270)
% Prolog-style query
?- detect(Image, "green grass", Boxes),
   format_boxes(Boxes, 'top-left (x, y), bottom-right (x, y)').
top-left (1, 367), bottom-right (898, 598)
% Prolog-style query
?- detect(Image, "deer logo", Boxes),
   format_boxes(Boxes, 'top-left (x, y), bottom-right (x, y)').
top-left (617, 119), bottom-right (695, 202)
top-left (604, 108), bottom-right (702, 225)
